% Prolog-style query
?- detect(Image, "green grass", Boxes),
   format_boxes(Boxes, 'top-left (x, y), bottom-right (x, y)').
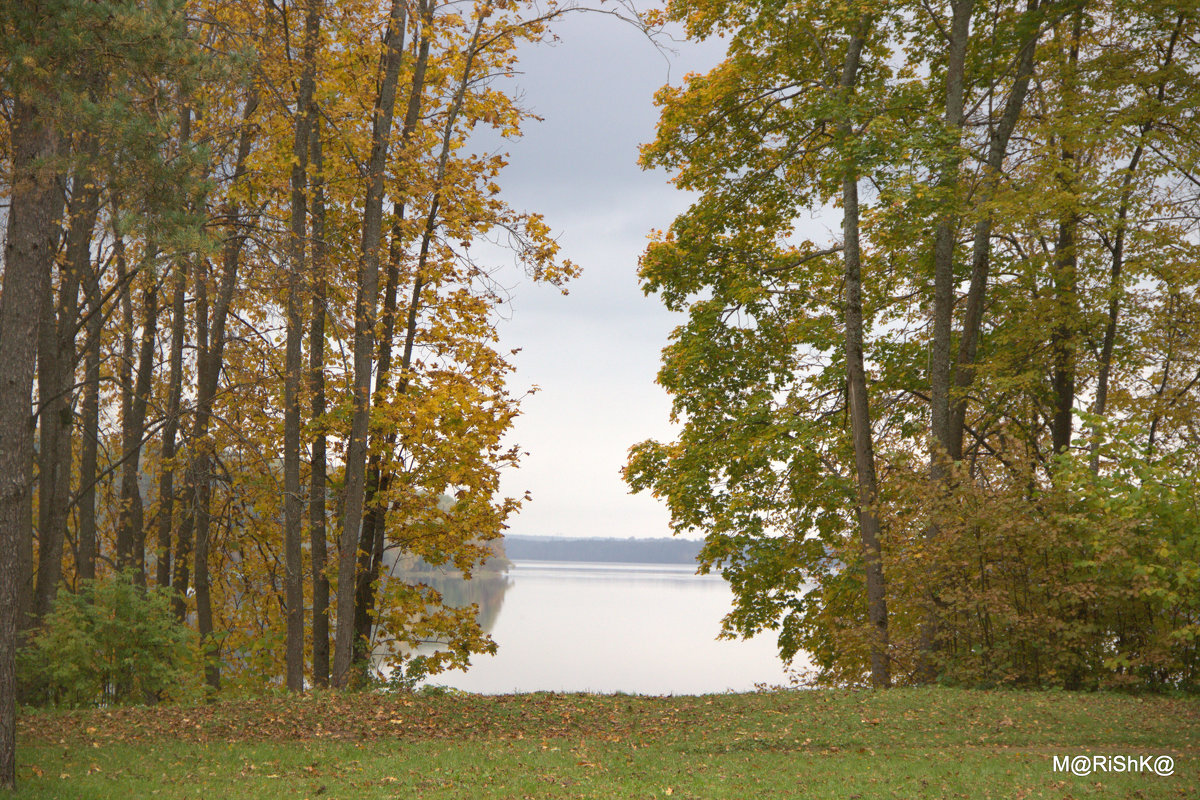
top-left (14, 688), bottom-right (1199, 798)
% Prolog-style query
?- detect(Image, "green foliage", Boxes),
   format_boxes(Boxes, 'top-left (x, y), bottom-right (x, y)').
top-left (799, 448), bottom-right (1200, 690)
top-left (922, 447), bottom-right (1200, 691)
top-left (0, 0), bottom-right (216, 252)
top-left (18, 570), bottom-right (200, 707)
top-left (629, 0), bottom-right (1200, 690)
top-left (393, 655), bottom-right (430, 694)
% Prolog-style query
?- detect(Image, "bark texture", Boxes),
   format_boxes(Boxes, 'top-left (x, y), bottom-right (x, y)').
top-left (308, 116), bottom-right (331, 687)
top-left (0, 97), bottom-right (60, 792)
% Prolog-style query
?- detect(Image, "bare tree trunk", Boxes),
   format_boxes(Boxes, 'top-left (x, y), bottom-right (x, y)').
top-left (34, 162), bottom-right (98, 612)
top-left (117, 269), bottom-right (161, 581)
top-left (1051, 217), bottom-right (1078, 457)
top-left (34, 166), bottom-right (89, 616)
top-left (1051, 11), bottom-right (1083, 460)
top-left (156, 106), bottom-right (195, 590)
top-left (928, 0), bottom-right (974, 471)
top-left (34, 274), bottom-right (65, 614)
top-left (193, 450), bottom-right (218, 689)
top-left (308, 116), bottom-right (331, 687)
top-left (171, 493), bottom-right (193, 619)
top-left (156, 259), bottom-right (188, 588)
top-left (1093, 207), bottom-right (1129, 466)
top-left (173, 249), bottom-right (205, 618)
top-left (333, 0), bottom-right (408, 688)
top-left (112, 209), bottom-right (137, 568)
top-left (0, 96), bottom-right (60, 792)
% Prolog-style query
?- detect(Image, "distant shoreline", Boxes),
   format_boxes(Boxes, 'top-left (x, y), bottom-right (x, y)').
top-left (503, 535), bottom-right (704, 566)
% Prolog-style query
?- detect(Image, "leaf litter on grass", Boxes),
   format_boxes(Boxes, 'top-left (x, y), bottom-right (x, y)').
top-left (18, 687), bottom-right (1200, 764)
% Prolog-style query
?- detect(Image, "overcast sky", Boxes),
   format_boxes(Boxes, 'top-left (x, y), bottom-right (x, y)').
top-left (472, 14), bottom-right (727, 540)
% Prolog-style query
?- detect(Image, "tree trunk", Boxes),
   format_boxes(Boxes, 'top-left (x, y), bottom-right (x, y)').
top-left (156, 258), bottom-right (188, 588)
top-left (33, 272), bottom-right (66, 616)
top-left (33, 156), bottom-right (92, 618)
top-left (948, 0), bottom-right (1042, 460)
top-left (1051, 217), bottom-right (1078, 457)
top-left (283, 0), bottom-right (323, 692)
top-left (171, 491), bottom-right (193, 619)
top-left (354, 8), bottom-right (433, 665)
top-left (918, 0), bottom-right (974, 683)
top-left (351, 4), bottom-right (487, 668)
top-left (156, 105), bottom-right (195, 590)
top-left (34, 163), bottom-right (98, 610)
top-left (193, 449), bottom-right (218, 690)
top-left (0, 96), bottom-right (60, 792)
top-left (184, 87), bottom-right (260, 691)
top-left (308, 115), bottom-right (331, 687)
top-left (836, 16), bottom-right (889, 689)
top-left (928, 0), bottom-right (974, 471)
top-left (1051, 11), bottom-right (1083, 460)
top-left (112, 210), bottom-right (138, 569)
top-left (117, 270), bottom-right (161, 581)
top-left (77, 244), bottom-right (105, 582)
top-left (333, 0), bottom-right (408, 688)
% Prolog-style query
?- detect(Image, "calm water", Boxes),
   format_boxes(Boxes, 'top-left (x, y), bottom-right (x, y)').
top-left (413, 560), bottom-right (804, 694)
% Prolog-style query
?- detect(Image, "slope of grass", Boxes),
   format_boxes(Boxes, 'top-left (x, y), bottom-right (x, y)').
top-left (14, 688), bottom-right (1199, 798)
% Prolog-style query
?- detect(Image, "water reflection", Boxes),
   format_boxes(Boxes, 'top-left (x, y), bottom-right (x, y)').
top-left (394, 568), bottom-right (512, 636)
top-left (398, 560), bottom-right (799, 695)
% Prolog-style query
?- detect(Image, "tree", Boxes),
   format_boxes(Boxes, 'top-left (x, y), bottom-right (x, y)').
top-left (836, 14), bottom-right (890, 689)
top-left (308, 114), bottom-right (331, 687)
top-left (281, 0), bottom-right (323, 694)
top-left (629, 0), bottom-right (1200, 687)
top-left (4, 0), bottom-right (580, 717)
top-left (332, 0), bottom-right (410, 689)
top-left (0, 91), bottom-right (60, 793)
top-left (2, 0), bottom-right (205, 782)
top-left (628, 0), bottom-right (908, 684)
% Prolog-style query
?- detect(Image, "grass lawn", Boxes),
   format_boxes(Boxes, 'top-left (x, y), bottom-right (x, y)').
top-left (13, 687), bottom-right (1198, 798)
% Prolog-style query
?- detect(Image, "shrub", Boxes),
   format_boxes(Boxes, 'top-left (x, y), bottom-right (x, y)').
top-left (18, 570), bottom-right (200, 707)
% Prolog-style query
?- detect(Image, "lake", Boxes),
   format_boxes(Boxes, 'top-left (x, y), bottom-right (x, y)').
top-left (412, 560), bottom-right (804, 695)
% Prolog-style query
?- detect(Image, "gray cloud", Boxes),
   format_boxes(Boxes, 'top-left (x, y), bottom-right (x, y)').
top-left (471, 15), bottom-right (725, 539)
